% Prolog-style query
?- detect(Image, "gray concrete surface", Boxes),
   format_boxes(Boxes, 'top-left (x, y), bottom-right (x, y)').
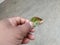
top-left (0, 0), bottom-right (4, 3)
top-left (0, 0), bottom-right (60, 45)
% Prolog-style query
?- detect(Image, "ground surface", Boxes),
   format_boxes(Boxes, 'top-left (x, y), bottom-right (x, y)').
top-left (0, 0), bottom-right (60, 45)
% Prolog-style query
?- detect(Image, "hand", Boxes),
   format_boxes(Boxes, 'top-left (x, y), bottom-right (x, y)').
top-left (0, 17), bottom-right (35, 45)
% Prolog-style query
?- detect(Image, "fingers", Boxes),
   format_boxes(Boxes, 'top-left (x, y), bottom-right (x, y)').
top-left (22, 33), bottom-right (35, 44)
top-left (22, 38), bottom-right (30, 44)
top-left (8, 16), bottom-right (35, 44)
top-left (28, 34), bottom-right (35, 40)
top-left (30, 29), bottom-right (35, 33)
top-left (8, 17), bottom-right (26, 26)
top-left (21, 29), bottom-right (35, 44)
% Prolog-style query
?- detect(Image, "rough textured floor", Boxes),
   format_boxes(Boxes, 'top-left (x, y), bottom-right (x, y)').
top-left (0, 0), bottom-right (60, 45)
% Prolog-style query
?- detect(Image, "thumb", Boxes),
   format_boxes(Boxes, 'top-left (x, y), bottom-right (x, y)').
top-left (17, 21), bottom-right (33, 37)
top-left (22, 22), bottom-right (33, 32)
top-left (21, 21), bottom-right (33, 34)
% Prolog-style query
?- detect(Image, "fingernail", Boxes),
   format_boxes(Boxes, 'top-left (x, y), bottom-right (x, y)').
top-left (29, 22), bottom-right (34, 28)
top-left (26, 20), bottom-right (29, 22)
top-left (26, 20), bottom-right (34, 28)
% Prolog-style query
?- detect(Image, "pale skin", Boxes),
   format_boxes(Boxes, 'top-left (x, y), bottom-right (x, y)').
top-left (0, 17), bottom-right (35, 45)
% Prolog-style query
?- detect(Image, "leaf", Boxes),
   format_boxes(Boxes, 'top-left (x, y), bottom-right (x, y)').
top-left (30, 17), bottom-right (43, 27)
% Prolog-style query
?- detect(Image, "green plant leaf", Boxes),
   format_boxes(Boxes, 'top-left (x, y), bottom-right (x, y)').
top-left (30, 17), bottom-right (43, 27)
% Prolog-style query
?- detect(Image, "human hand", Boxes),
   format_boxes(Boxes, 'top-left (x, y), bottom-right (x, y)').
top-left (0, 17), bottom-right (35, 45)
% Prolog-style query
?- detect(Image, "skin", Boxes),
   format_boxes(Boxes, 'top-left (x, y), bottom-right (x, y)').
top-left (0, 17), bottom-right (35, 45)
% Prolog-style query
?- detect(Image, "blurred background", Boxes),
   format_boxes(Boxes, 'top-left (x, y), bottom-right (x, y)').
top-left (0, 0), bottom-right (60, 45)
top-left (0, 0), bottom-right (4, 3)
